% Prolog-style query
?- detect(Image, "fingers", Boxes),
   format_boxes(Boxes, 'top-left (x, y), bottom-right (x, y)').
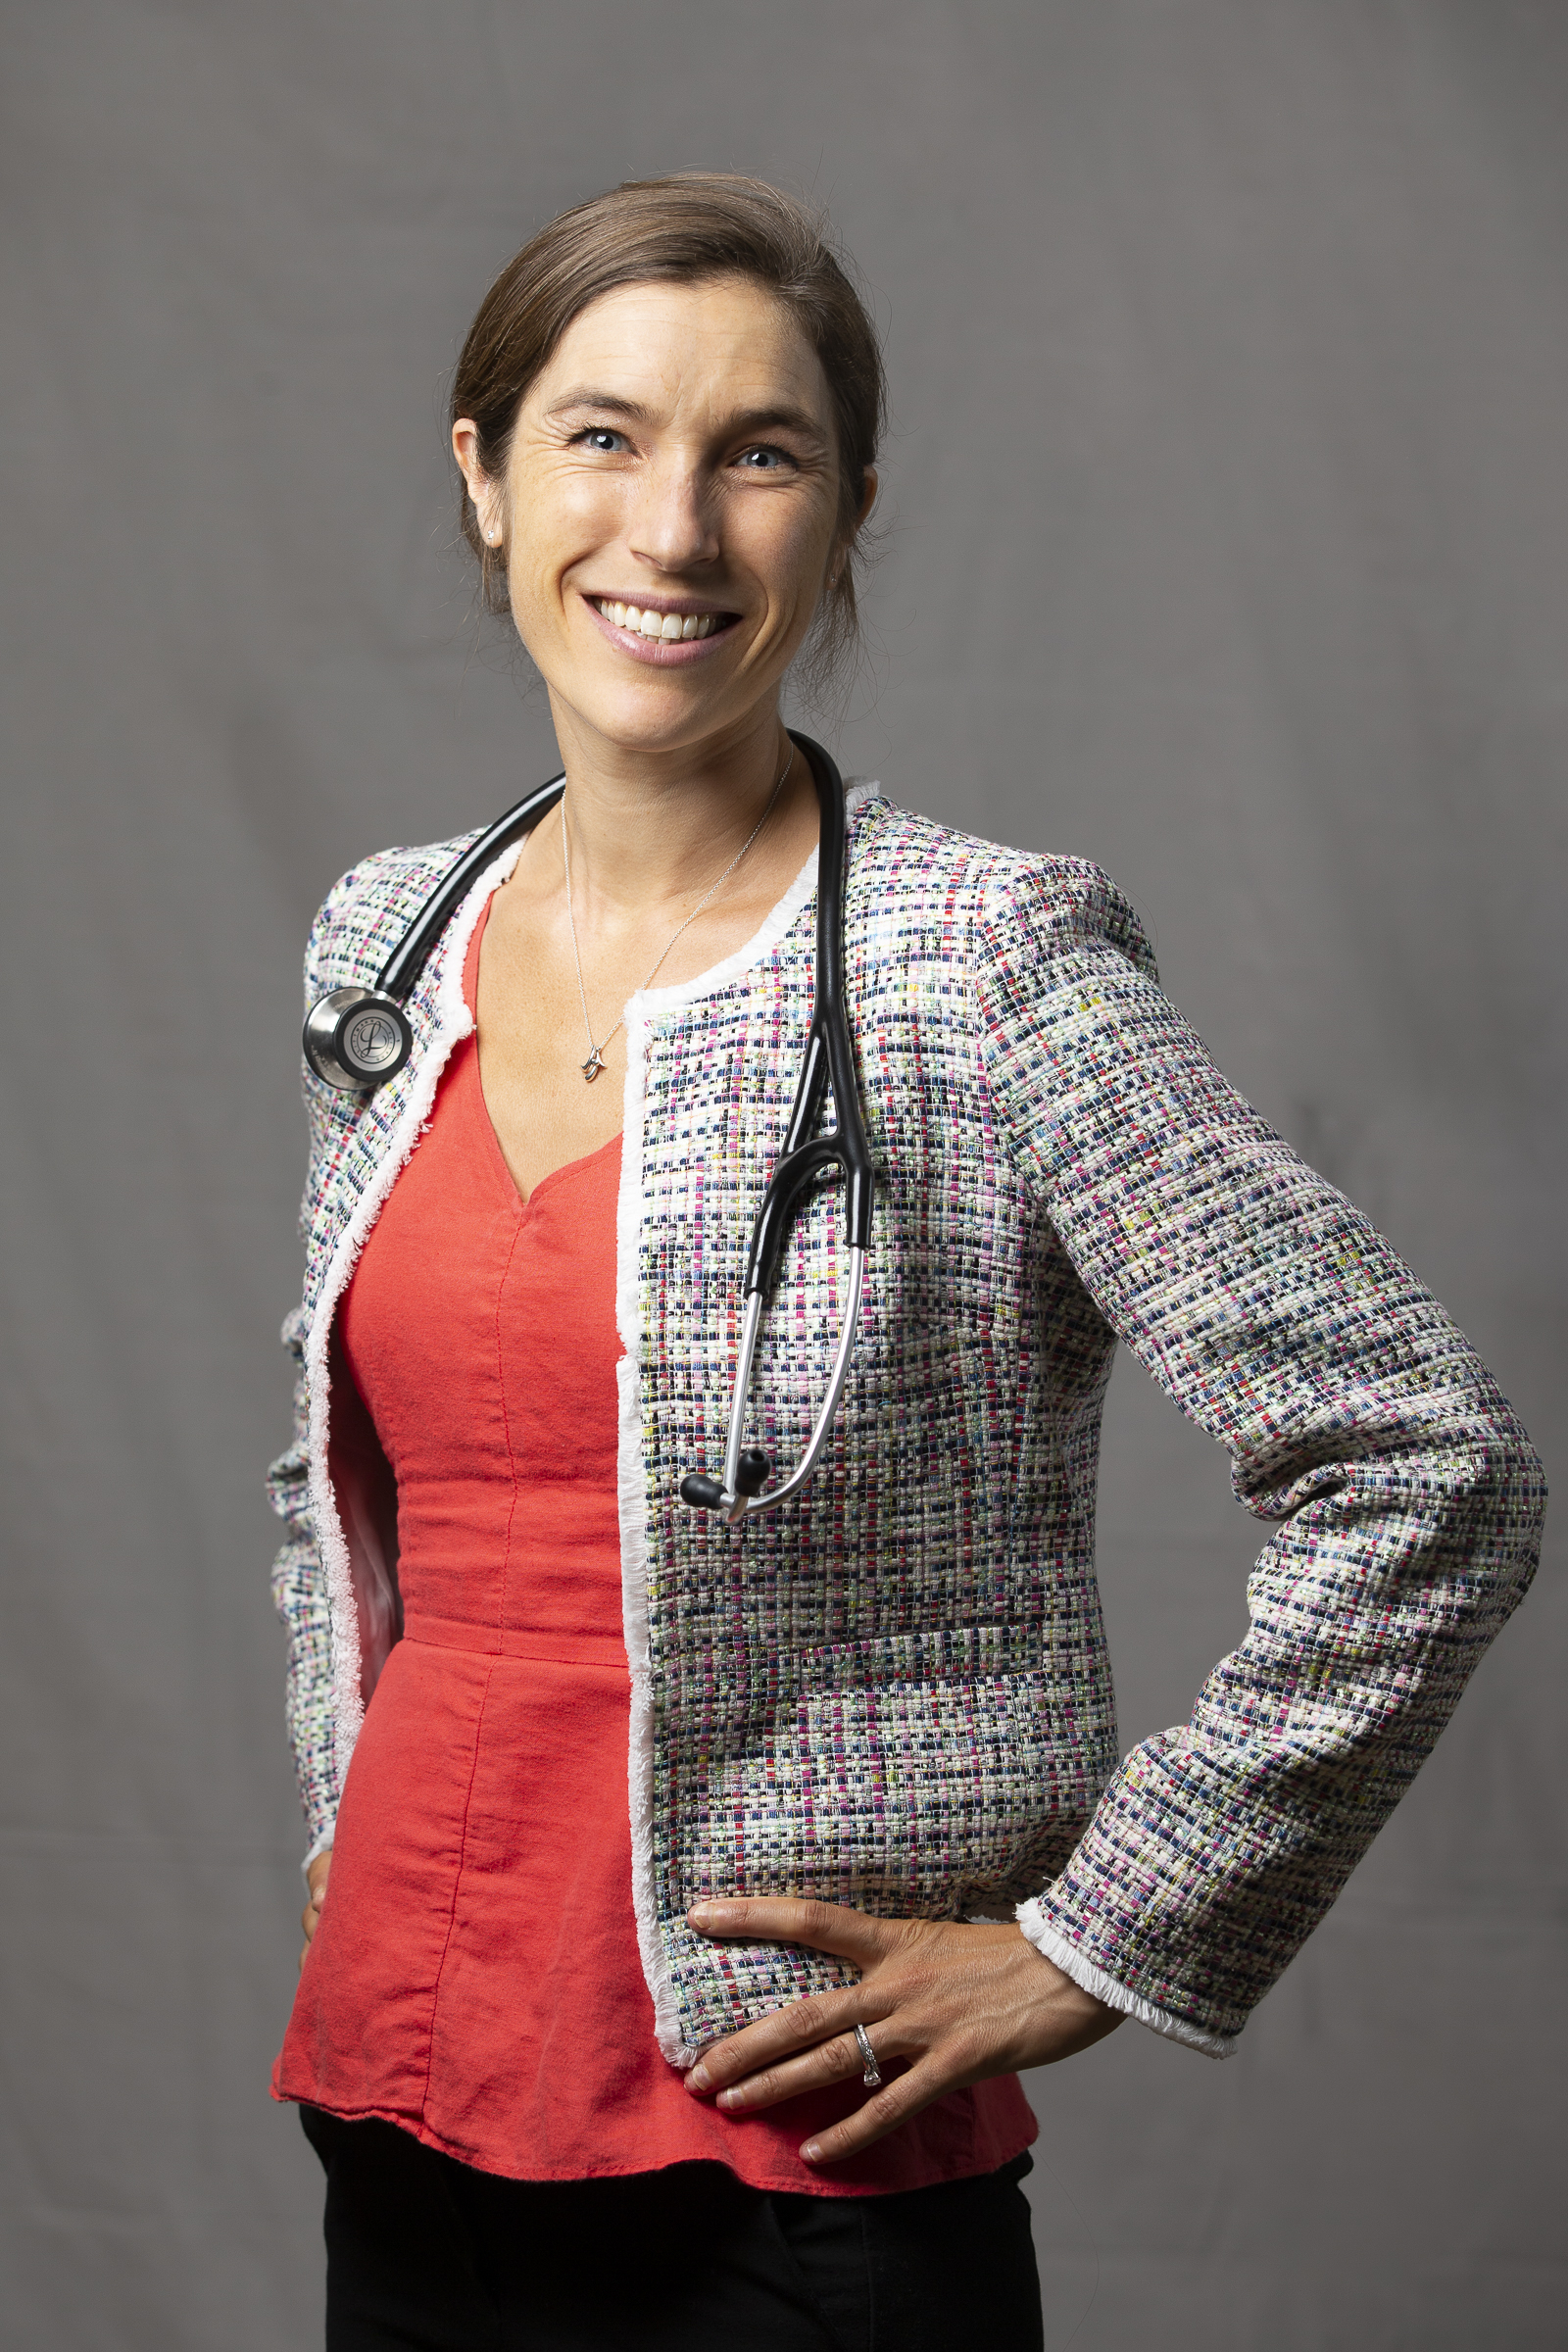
top-left (800, 2063), bottom-right (945, 2166)
top-left (687, 1896), bottom-right (904, 1967)
top-left (299, 1854), bottom-right (330, 1973)
top-left (685, 1981), bottom-right (877, 2096)
top-left (684, 1920), bottom-right (1127, 2166)
top-left (711, 2022), bottom-right (891, 2117)
top-left (690, 2002), bottom-right (939, 2165)
top-left (704, 2018), bottom-right (972, 2166)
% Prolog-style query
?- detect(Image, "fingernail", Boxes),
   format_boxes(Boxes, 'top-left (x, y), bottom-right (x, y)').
top-left (800, 2140), bottom-right (822, 2164)
top-left (688, 1901), bottom-right (740, 1933)
top-left (685, 2065), bottom-right (710, 2093)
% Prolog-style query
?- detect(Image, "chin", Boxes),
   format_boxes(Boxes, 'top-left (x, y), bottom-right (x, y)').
top-left (572, 673), bottom-right (747, 753)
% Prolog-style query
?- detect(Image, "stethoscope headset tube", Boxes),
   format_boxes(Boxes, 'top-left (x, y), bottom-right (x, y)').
top-left (678, 733), bottom-right (875, 1523)
top-left (301, 732), bottom-right (873, 1524)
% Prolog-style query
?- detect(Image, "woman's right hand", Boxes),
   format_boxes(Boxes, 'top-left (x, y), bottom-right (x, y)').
top-left (300, 1850), bottom-right (331, 1970)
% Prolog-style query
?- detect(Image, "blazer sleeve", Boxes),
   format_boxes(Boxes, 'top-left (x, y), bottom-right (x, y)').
top-left (266, 1303), bottom-right (337, 1862)
top-left (973, 857), bottom-right (1546, 2052)
top-left (263, 868), bottom-right (366, 1864)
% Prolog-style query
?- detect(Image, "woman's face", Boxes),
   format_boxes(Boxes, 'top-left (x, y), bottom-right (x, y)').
top-left (455, 276), bottom-right (865, 760)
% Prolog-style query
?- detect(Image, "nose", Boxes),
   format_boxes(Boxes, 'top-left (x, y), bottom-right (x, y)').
top-left (627, 453), bottom-right (719, 576)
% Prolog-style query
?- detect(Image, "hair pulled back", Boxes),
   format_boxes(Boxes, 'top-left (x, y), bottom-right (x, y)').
top-left (451, 173), bottom-right (885, 694)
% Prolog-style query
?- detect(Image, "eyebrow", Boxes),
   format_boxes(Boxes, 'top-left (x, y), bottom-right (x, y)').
top-left (545, 388), bottom-right (829, 444)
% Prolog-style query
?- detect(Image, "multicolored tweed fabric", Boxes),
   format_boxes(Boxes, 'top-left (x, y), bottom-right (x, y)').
top-left (268, 790), bottom-right (1544, 2062)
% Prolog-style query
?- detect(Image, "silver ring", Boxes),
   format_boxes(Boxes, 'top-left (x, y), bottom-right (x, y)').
top-left (853, 2022), bottom-right (882, 2088)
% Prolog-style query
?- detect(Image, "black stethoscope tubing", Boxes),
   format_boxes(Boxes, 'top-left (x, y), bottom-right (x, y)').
top-left (302, 770), bottom-right (569, 1091)
top-left (302, 730), bottom-right (874, 1523)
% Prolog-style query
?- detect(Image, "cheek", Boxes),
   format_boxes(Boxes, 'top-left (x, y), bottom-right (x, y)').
top-left (505, 473), bottom-right (623, 625)
top-left (745, 498), bottom-right (839, 621)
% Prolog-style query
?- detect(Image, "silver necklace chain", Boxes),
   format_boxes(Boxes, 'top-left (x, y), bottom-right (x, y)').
top-left (563, 741), bottom-right (795, 1083)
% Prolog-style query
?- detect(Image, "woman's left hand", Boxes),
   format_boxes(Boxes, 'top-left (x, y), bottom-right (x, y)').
top-left (683, 1898), bottom-right (1123, 2165)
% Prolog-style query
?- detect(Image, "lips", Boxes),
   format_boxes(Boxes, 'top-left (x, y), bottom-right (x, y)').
top-left (582, 592), bottom-right (744, 665)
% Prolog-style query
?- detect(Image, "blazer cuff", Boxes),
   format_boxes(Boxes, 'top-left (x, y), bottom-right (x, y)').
top-left (1015, 1898), bottom-right (1238, 2061)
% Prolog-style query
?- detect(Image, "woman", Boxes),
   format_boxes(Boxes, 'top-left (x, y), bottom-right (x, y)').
top-left (269, 175), bottom-right (1544, 2349)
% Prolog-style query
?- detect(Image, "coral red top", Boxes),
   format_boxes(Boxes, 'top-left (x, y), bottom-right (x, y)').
top-left (273, 904), bottom-right (1037, 2194)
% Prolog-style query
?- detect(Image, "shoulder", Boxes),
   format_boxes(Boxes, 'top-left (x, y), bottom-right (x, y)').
top-left (846, 792), bottom-right (1157, 984)
top-left (301, 824), bottom-right (486, 998)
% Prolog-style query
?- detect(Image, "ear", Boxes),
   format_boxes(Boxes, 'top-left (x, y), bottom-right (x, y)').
top-left (453, 418), bottom-right (505, 547)
top-left (855, 467), bottom-right (878, 531)
top-left (829, 467), bottom-right (878, 586)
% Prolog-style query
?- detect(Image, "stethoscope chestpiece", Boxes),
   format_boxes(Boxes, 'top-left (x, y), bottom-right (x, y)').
top-left (297, 769), bottom-right (568, 1099)
top-left (303, 987), bottom-right (415, 1093)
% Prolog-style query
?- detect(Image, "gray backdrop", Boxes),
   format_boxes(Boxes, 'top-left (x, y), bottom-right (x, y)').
top-left (3, 4), bottom-right (1562, 2346)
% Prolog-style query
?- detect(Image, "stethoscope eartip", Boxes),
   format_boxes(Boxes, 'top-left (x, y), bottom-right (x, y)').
top-left (734, 1448), bottom-right (771, 1496)
top-left (676, 1449), bottom-right (771, 1519)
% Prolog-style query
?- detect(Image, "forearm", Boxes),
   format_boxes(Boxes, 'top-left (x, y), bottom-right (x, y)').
top-left (1032, 1427), bottom-right (1539, 2039)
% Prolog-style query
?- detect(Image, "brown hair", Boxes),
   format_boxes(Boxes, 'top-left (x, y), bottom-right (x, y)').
top-left (450, 173), bottom-right (885, 693)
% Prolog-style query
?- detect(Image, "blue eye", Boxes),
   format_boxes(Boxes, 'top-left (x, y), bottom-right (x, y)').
top-left (579, 427), bottom-right (630, 454)
top-left (737, 446), bottom-right (792, 471)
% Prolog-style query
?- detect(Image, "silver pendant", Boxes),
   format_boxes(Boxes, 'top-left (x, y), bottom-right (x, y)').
top-left (581, 1047), bottom-right (606, 1083)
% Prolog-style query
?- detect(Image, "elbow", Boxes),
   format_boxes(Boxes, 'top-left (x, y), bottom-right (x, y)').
top-left (1470, 1414), bottom-right (1546, 1518)
top-left (1440, 1420), bottom-right (1546, 1611)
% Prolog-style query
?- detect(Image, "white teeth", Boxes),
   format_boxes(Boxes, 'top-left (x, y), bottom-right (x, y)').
top-left (596, 599), bottom-right (722, 641)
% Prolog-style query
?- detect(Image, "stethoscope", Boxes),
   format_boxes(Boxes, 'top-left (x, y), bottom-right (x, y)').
top-left (303, 730), bottom-right (874, 1525)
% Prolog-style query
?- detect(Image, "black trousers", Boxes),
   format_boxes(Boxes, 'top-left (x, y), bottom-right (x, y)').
top-left (302, 2108), bottom-right (1044, 2352)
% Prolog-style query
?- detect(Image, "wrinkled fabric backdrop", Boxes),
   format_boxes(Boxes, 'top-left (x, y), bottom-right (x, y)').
top-left (2, 4), bottom-right (1562, 2345)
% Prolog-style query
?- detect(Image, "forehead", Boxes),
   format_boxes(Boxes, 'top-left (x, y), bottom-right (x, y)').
top-left (531, 276), bottom-right (832, 426)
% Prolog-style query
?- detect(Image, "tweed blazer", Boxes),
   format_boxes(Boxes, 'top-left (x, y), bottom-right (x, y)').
top-left (267, 788), bottom-right (1544, 2065)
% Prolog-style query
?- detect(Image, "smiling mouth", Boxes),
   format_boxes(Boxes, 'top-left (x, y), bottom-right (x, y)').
top-left (592, 597), bottom-right (737, 642)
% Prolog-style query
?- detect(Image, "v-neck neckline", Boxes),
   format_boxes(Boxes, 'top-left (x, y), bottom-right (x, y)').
top-left (462, 898), bottom-right (622, 1211)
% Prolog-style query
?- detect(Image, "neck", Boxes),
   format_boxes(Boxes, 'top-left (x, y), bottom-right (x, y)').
top-left (544, 696), bottom-right (803, 914)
